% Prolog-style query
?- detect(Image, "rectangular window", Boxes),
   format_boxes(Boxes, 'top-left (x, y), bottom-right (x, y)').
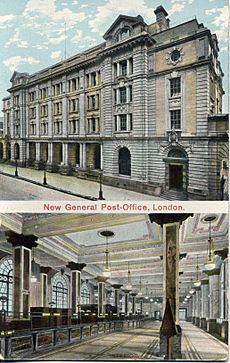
top-left (120, 60), bottom-right (127, 76)
top-left (170, 110), bottom-right (181, 129)
top-left (170, 77), bottom-right (181, 97)
top-left (120, 87), bottom-right (126, 103)
top-left (120, 114), bottom-right (127, 131)
top-left (91, 72), bottom-right (97, 86)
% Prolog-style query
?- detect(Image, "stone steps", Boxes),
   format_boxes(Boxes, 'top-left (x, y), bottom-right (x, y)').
top-left (160, 189), bottom-right (188, 200)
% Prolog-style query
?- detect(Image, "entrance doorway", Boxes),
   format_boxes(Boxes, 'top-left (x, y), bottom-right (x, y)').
top-left (119, 147), bottom-right (131, 176)
top-left (169, 164), bottom-right (183, 190)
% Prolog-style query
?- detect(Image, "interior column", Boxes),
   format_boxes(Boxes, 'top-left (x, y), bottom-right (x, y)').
top-left (200, 280), bottom-right (209, 330)
top-left (149, 214), bottom-right (192, 360)
top-left (112, 284), bottom-right (122, 316)
top-left (6, 232), bottom-right (38, 319)
top-left (66, 262), bottom-right (86, 321)
top-left (96, 276), bottom-right (108, 319)
top-left (40, 267), bottom-right (51, 307)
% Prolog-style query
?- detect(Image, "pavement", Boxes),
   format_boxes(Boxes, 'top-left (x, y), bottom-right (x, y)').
top-left (0, 164), bottom-right (162, 201)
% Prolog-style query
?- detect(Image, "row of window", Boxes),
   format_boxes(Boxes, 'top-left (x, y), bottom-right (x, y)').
top-left (18, 77), bottom-right (181, 120)
top-left (24, 109), bottom-right (182, 137)
top-left (28, 95), bottom-right (100, 119)
top-left (29, 117), bottom-right (100, 136)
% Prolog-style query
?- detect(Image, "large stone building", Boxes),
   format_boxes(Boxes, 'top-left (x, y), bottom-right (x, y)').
top-left (2, 6), bottom-right (228, 200)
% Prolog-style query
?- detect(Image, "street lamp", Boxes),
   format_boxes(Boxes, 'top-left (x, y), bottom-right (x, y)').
top-left (98, 171), bottom-right (105, 200)
top-left (14, 143), bottom-right (19, 177)
top-left (43, 160), bottom-right (48, 185)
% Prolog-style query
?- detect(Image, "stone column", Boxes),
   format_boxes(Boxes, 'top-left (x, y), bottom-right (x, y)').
top-left (123, 289), bottom-right (130, 316)
top-left (130, 292), bottom-right (137, 315)
top-left (205, 268), bottom-right (220, 334)
top-left (194, 287), bottom-right (201, 326)
top-left (40, 267), bottom-right (51, 307)
top-left (187, 297), bottom-right (193, 321)
top-left (79, 143), bottom-right (83, 168)
top-left (82, 143), bottom-right (87, 169)
top-left (6, 232), bottom-right (38, 319)
top-left (126, 59), bottom-right (130, 75)
top-left (149, 214), bottom-right (192, 360)
top-left (96, 276), bottom-right (108, 318)
top-left (191, 294), bottom-right (196, 323)
top-left (66, 262), bottom-right (86, 320)
top-left (200, 280), bottom-right (209, 330)
top-left (112, 284), bottom-right (122, 316)
top-left (48, 143), bottom-right (53, 163)
top-left (140, 298), bottom-right (143, 314)
top-left (117, 62), bottom-right (120, 77)
top-left (116, 89), bottom-right (119, 104)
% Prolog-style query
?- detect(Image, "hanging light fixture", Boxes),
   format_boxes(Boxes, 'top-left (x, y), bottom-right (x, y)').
top-left (189, 278), bottom-right (195, 294)
top-left (194, 255), bottom-right (201, 287)
top-left (204, 216), bottom-right (216, 270)
top-left (137, 276), bottom-right (143, 296)
top-left (144, 286), bottom-right (149, 300)
top-left (125, 261), bottom-right (132, 290)
top-left (98, 230), bottom-right (115, 278)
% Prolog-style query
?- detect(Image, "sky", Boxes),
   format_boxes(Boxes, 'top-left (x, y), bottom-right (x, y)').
top-left (0, 0), bottom-right (228, 115)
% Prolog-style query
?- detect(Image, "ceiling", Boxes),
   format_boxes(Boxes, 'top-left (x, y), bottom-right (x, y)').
top-left (0, 213), bottom-right (228, 300)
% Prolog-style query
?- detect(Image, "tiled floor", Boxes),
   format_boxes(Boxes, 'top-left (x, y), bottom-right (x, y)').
top-left (31, 321), bottom-right (228, 361)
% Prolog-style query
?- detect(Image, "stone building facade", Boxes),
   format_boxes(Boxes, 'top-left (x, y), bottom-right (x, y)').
top-left (2, 6), bottom-right (228, 200)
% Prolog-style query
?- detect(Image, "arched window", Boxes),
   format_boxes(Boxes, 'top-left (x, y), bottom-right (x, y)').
top-left (0, 257), bottom-right (13, 315)
top-left (119, 147), bottom-right (131, 176)
top-left (81, 283), bottom-right (90, 304)
top-left (168, 148), bottom-right (187, 159)
top-left (52, 273), bottom-right (69, 308)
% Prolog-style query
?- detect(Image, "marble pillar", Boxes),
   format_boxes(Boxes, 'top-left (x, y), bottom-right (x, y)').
top-left (200, 280), bottom-right (209, 330)
top-left (96, 276), bottom-right (108, 318)
top-left (205, 268), bottom-right (220, 335)
top-left (112, 284), bottom-right (122, 316)
top-left (6, 232), bottom-right (38, 319)
top-left (66, 262), bottom-right (86, 320)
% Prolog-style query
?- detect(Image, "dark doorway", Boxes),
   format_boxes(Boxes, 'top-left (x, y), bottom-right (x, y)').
top-left (0, 143), bottom-right (3, 159)
top-left (119, 147), bottom-right (131, 176)
top-left (154, 311), bottom-right (161, 320)
top-left (94, 144), bottom-right (101, 169)
top-left (169, 164), bottom-right (183, 190)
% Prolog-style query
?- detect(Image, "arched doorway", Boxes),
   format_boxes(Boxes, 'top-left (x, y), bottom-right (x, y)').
top-left (164, 148), bottom-right (188, 192)
top-left (119, 147), bottom-right (131, 176)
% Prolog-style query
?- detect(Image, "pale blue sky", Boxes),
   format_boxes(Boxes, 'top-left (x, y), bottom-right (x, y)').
top-left (0, 0), bottom-right (228, 113)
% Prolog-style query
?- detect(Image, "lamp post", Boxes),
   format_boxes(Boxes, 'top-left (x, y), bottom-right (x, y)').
top-left (14, 143), bottom-right (19, 177)
top-left (43, 161), bottom-right (47, 185)
top-left (98, 171), bottom-right (105, 200)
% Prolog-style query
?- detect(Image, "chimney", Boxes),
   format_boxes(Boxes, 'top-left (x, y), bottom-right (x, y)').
top-left (154, 5), bottom-right (169, 32)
